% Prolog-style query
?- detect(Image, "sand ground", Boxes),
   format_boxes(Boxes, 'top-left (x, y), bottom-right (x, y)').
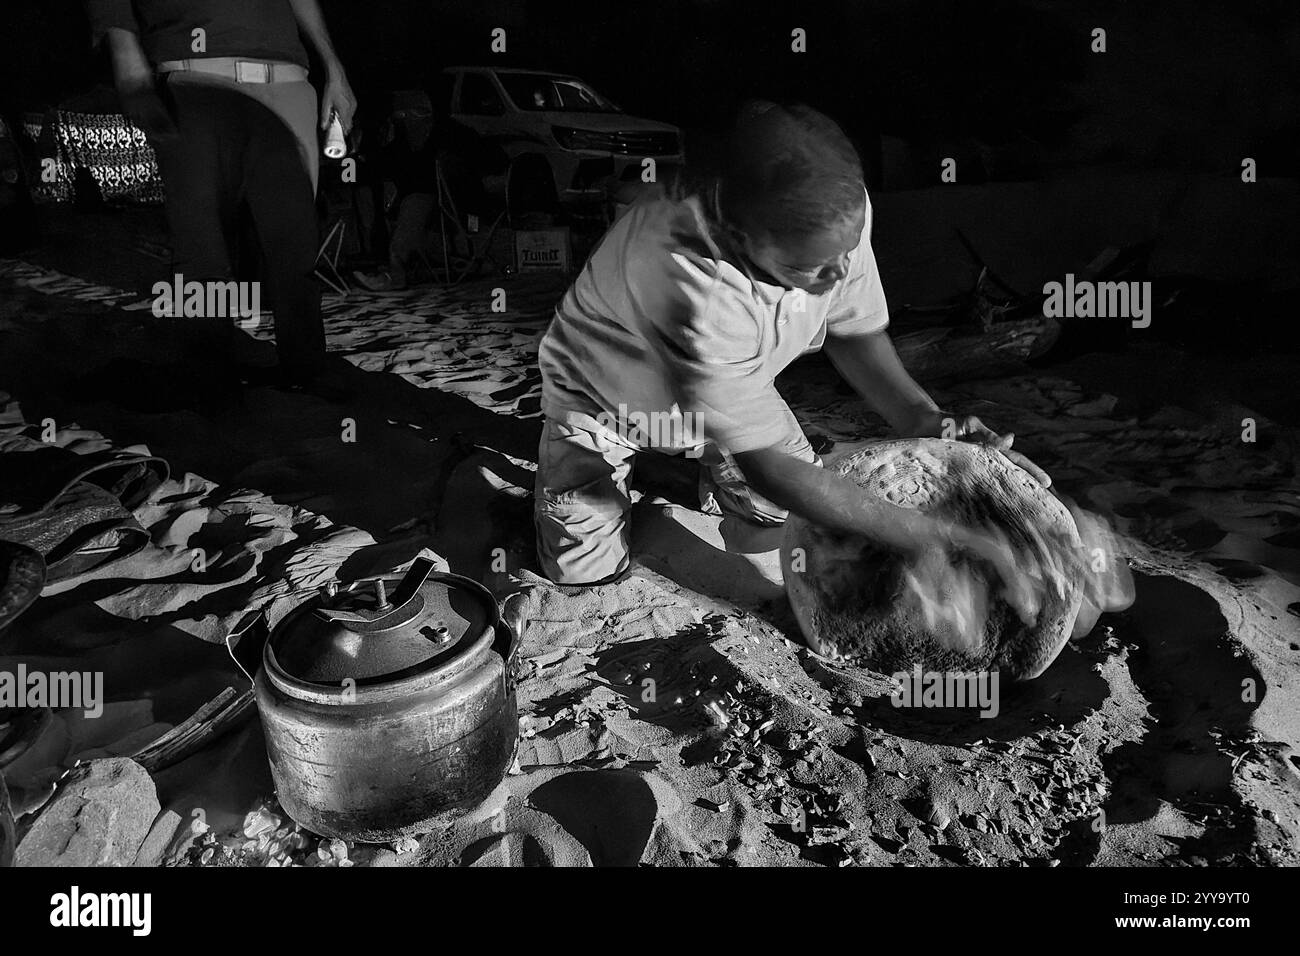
top-left (1, 187), bottom-right (1298, 866)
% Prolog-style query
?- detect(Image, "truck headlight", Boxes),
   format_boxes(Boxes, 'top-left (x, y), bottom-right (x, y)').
top-left (553, 126), bottom-right (607, 151)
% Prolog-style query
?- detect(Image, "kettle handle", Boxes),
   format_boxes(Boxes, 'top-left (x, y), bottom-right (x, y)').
top-left (499, 588), bottom-right (530, 677)
top-left (312, 557), bottom-right (437, 632)
top-left (226, 607), bottom-right (270, 685)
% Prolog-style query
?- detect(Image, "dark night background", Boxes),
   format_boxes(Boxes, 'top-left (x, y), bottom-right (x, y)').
top-left (3, 0), bottom-right (1298, 180)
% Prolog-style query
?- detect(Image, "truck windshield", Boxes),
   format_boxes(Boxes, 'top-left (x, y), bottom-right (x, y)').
top-left (497, 74), bottom-right (620, 113)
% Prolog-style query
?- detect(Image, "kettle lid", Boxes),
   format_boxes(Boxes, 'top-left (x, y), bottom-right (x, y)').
top-left (271, 559), bottom-right (492, 684)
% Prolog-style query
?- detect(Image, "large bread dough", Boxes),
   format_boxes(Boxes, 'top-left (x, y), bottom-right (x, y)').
top-left (781, 439), bottom-right (1083, 681)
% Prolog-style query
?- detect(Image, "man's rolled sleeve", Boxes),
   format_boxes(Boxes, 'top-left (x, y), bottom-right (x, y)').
top-left (680, 364), bottom-right (800, 456)
top-left (85, 0), bottom-right (139, 43)
top-left (637, 250), bottom-right (799, 455)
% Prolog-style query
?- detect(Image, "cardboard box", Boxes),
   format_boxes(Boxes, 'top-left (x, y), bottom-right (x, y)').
top-left (514, 227), bottom-right (571, 273)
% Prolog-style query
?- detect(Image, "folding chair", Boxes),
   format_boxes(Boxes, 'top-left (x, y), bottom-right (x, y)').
top-left (425, 159), bottom-right (506, 285)
top-left (315, 217), bottom-right (351, 295)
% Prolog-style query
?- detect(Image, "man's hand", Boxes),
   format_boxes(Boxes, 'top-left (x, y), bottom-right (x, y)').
top-left (900, 519), bottom-right (1034, 632)
top-left (103, 28), bottom-right (177, 143)
top-left (735, 441), bottom-right (1075, 627)
top-left (119, 79), bottom-right (178, 142)
top-left (288, 0), bottom-right (357, 133)
top-left (905, 408), bottom-right (1052, 487)
top-left (821, 332), bottom-right (1051, 486)
top-left (319, 70), bottom-right (357, 133)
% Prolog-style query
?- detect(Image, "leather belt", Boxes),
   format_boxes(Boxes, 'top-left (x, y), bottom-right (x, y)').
top-left (156, 57), bottom-right (308, 84)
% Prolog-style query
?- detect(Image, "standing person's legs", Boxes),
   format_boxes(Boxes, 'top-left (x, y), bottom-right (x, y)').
top-left (152, 75), bottom-right (242, 359)
top-left (535, 416), bottom-right (638, 585)
top-left (239, 86), bottom-right (326, 380)
top-left (258, 79), bottom-right (321, 196)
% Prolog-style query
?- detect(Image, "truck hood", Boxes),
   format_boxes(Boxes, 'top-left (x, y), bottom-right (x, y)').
top-left (531, 111), bottom-right (679, 134)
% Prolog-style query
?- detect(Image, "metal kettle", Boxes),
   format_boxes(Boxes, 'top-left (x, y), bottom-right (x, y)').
top-left (249, 558), bottom-right (519, 842)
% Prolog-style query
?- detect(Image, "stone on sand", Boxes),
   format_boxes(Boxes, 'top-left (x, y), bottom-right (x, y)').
top-left (782, 439), bottom-right (1084, 680)
top-left (132, 808), bottom-right (184, 866)
top-left (15, 758), bottom-right (160, 867)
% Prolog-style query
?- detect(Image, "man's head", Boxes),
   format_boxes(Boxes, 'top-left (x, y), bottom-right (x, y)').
top-left (717, 101), bottom-right (866, 294)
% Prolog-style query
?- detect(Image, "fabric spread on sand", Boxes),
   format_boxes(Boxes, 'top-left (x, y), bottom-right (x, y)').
top-left (0, 425), bottom-right (167, 584)
top-left (0, 435), bottom-right (168, 519)
top-left (0, 395), bottom-right (394, 644)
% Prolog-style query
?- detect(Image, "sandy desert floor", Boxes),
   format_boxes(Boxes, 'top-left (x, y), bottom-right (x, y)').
top-left (1, 252), bottom-right (1298, 868)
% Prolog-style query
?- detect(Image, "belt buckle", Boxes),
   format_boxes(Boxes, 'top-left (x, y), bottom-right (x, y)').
top-left (234, 61), bottom-right (271, 84)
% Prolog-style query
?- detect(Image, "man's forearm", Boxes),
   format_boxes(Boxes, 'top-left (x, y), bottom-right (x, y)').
top-left (104, 27), bottom-right (153, 89)
top-left (288, 0), bottom-right (345, 75)
top-left (102, 25), bottom-right (177, 140)
top-left (289, 0), bottom-right (356, 130)
top-left (824, 331), bottom-right (938, 433)
top-left (734, 446), bottom-right (935, 549)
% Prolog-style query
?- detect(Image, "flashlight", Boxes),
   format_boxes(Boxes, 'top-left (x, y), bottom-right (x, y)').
top-left (324, 109), bottom-right (347, 159)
